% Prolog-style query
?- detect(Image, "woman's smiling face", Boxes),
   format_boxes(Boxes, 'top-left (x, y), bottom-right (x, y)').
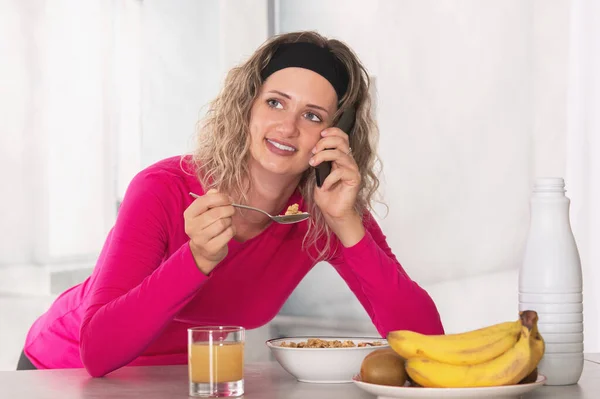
top-left (248, 67), bottom-right (338, 177)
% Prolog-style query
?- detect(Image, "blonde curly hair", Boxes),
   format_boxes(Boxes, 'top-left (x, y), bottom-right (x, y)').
top-left (192, 31), bottom-right (382, 260)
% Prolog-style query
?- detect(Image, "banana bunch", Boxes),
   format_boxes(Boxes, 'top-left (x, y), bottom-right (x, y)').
top-left (386, 310), bottom-right (545, 388)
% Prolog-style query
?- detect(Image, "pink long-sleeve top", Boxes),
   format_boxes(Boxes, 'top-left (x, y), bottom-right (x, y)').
top-left (23, 156), bottom-right (444, 377)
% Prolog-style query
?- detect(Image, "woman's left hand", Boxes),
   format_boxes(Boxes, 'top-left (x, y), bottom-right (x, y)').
top-left (310, 128), bottom-right (365, 246)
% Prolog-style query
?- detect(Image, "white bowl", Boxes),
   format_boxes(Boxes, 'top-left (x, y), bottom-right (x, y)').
top-left (266, 336), bottom-right (389, 383)
top-left (536, 312), bottom-right (583, 323)
top-left (537, 322), bottom-right (583, 334)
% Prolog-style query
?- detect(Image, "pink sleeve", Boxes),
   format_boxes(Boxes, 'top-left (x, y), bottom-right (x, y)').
top-left (79, 171), bottom-right (207, 377)
top-left (328, 212), bottom-right (444, 337)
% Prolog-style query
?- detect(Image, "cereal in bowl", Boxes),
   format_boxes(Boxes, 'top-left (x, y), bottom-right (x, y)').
top-left (279, 338), bottom-right (385, 348)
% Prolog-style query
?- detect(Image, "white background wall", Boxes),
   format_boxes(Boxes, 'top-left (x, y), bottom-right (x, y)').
top-left (140, 0), bottom-right (270, 169)
top-left (279, 0), bottom-right (568, 284)
top-left (1, 0), bottom-right (597, 363)
top-left (277, 0), bottom-right (574, 333)
top-left (141, 0), bottom-right (221, 167)
top-left (0, 0), bottom-right (117, 294)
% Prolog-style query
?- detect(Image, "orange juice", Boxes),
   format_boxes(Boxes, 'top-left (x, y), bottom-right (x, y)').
top-left (189, 342), bottom-right (244, 383)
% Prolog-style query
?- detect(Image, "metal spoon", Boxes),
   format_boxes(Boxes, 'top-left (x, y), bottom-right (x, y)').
top-left (188, 192), bottom-right (310, 224)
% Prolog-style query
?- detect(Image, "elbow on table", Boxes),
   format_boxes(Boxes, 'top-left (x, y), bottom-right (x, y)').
top-left (81, 352), bottom-right (111, 378)
top-left (79, 320), bottom-right (120, 377)
top-left (85, 366), bottom-right (108, 378)
top-left (80, 340), bottom-right (115, 378)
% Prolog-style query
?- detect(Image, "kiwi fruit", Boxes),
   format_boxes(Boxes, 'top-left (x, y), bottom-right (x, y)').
top-left (360, 348), bottom-right (407, 386)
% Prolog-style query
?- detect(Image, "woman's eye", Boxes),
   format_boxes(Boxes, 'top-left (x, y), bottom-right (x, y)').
top-left (304, 112), bottom-right (322, 123)
top-left (267, 99), bottom-right (283, 109)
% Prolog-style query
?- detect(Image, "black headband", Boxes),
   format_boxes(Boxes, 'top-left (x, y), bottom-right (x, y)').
top-left (260, 42), bottom-right (350, 101)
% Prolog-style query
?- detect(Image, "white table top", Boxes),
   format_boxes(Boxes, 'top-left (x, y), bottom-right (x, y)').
top-left (584, 352), bottom-right (600, 364)
top-left (2, 355), bottom-right (599, 398)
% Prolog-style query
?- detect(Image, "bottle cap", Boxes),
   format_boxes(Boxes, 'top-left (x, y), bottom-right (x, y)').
top-left (533, 177), bottom-right (566, 193)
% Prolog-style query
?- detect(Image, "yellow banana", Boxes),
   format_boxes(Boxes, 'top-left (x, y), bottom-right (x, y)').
top-left (524, 313), bottom-right (545, 379)
top-left (392, 319), bottom-right (519, 342)
top-left (387, 319), bottom-right (522, 365)
top-left (405, 323), bottom-right (533, 388)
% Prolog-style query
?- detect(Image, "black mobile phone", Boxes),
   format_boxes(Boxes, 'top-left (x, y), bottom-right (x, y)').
top-left (315, 107), bottom-right (356, 187)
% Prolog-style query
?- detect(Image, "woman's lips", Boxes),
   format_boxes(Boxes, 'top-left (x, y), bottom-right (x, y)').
top-left (265, 138), bottom-right (297, 156)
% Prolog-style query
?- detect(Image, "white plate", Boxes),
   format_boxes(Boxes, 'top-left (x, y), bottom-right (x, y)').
top-left (352, 374), bottom-right (546, 398)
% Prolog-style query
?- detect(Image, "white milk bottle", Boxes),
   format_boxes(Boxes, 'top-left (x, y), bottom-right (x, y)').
top-left (518, 177), bottom-right (583, 386)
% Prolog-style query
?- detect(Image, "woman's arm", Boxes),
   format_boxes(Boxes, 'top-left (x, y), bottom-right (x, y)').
top-left (79, 170), bottom-right (207, 377)
top-left (327, 212), bottom-right (444, 337)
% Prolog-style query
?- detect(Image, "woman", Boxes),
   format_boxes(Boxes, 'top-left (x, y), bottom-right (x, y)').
top-left (19, 31), bottom-right (444, 376)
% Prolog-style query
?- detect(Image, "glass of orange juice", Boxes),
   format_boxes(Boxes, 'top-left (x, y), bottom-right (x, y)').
top-left (188, 326), bottom-right (245, 397)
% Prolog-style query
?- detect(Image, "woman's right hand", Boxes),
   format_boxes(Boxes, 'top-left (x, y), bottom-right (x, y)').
top-left (184, 189), bottom-right (236, 274)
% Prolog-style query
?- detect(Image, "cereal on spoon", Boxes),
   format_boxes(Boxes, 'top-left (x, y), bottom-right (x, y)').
top-left (282, 203), bottom-right (308, 216)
